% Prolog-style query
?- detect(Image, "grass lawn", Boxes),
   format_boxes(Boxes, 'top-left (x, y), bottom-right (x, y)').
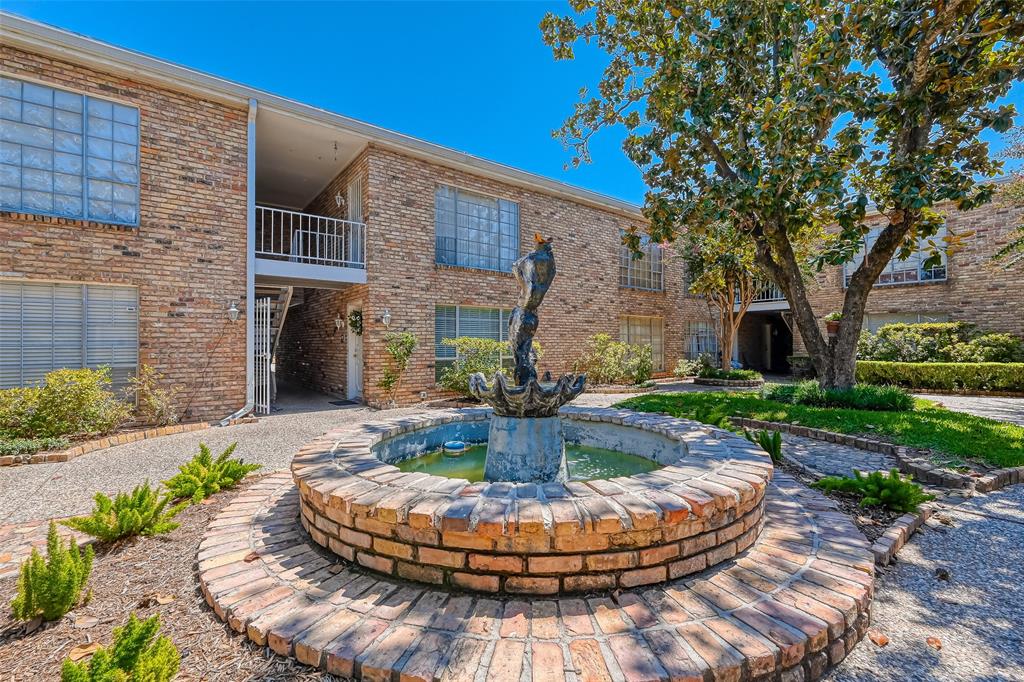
top-left (615, 392), bottom-right (1024, 468)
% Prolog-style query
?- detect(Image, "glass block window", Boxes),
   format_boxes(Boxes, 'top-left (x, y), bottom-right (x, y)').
top-left (435, 185), bottom-right (519, 272)
top-left (685, 321), bottom-right (719, 361)
top-left (434, 305), bottom-right (512, 381)
top-left (620, 236), bottom-right (663, 291)
top-left (0, 280), bottom-right (139, 389)
top-left (0, 76), bottom-right (140, 226)
top-left (620, 315), bottom-right (665, 371)
top-left (843, 226), bottom-right (947, 287)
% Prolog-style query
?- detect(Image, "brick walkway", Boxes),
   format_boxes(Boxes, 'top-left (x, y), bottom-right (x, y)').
top-left (198, 472), bottom-right (875, 681)
top-left (782, 434), bottom-right (900, 479)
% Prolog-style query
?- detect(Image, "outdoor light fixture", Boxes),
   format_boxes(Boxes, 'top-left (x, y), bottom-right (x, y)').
top-left (381, 308), bottom-right (392, 328)
top-left (227, 301), bottom-right (240, 322)
top-left (335, 191), bottom-right (344, 208)
top-left (334, 314), bottom-right (343, 330)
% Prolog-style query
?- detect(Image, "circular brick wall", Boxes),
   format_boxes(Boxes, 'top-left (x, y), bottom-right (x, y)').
top-left (291, 406), bottom-right (773, 595)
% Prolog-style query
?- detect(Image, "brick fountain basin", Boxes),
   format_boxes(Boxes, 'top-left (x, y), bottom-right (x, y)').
top-left (292, 406), bottom-right (774, 595)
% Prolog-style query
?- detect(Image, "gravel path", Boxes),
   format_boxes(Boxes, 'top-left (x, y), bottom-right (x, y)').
top-left (917, 394), bottom-right (1024, 426)
top-left (782, 433), bottom-right (899, 478)
top-left (826, 485), bottom-right (1024, 682)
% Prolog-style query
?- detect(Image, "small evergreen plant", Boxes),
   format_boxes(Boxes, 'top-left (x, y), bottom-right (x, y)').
top-left (61, 613), bottom-right (180, 682)
top-left (163, 442), bottom-right (261, 503)
top-left (62, 482), bottom-right (187, 542)
top-left (744, 428), bottom-right (783, 463)
top-left (11, 521), bottom-right (94, 622)
top-left (814, 469), bottom-right (935, 513)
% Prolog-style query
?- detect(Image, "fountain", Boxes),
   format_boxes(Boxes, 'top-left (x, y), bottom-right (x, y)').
top-left (468, 234), bottom-right (585, 483)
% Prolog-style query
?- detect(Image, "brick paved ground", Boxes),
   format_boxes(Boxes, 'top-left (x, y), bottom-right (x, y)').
top-left (199, 471), bottom-right (874, 681)
top-left (782, 434), bottom-right (900, 479)
top-left (0, 519), bottom-right (91, 580)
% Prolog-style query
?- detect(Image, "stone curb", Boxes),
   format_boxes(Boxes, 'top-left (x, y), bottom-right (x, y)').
top-left (0, 421), bottom-right (210, 467)
top-left (693, 377), bottom-right (765, 388)
top-left (587, 384), bottom-right (658, 394)
top-left (731, 417), bottom-right (1024, 494)
top-left (869, 503), bottom-right (937, 566)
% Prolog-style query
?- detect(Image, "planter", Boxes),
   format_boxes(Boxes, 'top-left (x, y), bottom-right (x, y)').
top-left (693, 377), bottom-right (764, 388)
top-left (826, 320), bottom-right (841, 335)
top-left (788, 355), bottom-right (816, 379)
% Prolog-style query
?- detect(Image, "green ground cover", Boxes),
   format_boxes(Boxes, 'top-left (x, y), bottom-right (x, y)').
top-left (616, 392), bottom-right (1024, 468)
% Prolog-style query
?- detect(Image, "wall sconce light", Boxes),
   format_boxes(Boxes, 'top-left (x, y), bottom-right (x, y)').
top-left (334, 314), bottom-right (343, 331)
top-left (227, 301), bottom-right (240, 322)
top-left (381, 308), bottom-right (392, 328)
top-left (335, 191), bottom-right (344, 209)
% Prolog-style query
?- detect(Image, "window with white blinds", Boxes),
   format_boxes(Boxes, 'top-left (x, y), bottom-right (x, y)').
top-left (0, 76), bottom-right (140, 226)
top-left (0, 281), bottom-right (138, 388)
top-left (435, 185), bottom-right (519, 272)
top-left (434, 305), bottom-right (512, 381)
top-left (843, 226), bottom-right (948, 287)
top-left (685, 321), bottom-right (719, 360)
top-left (620, 315), bottom-right (665, 371)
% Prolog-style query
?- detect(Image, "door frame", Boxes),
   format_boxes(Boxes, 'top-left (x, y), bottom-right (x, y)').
top-left (346, 302), bottom-right (363, 401)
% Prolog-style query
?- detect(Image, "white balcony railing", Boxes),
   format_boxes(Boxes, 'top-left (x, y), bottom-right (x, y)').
top-left (256, 206), bottom-right (365, 269)
top-left (735, 280), bottom-right (787, 305)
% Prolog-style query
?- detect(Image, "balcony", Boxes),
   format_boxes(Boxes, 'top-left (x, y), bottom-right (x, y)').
top-left (736, 279), bottom-right (788, 311)
top-left (254, 206), bottom-right (367, 288)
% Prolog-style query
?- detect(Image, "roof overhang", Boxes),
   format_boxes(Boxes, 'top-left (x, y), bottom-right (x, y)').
top-left (1, 11), bottom-right (644, 219)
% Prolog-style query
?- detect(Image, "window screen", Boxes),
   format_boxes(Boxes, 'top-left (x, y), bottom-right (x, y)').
top-left (620, 236), bottom-right (663, 291)
top-left (0, 76), bottom-right (140, 225)
top-left (843, 226), bottom-right (947, 287)
top-left (685, 321), bottom-right (719, 361)
top-left (434, 305), bottom-right (511, 381)
top-left (435, 185), bottom-right (519, 272)
top-left (620, 315), bottom-right (665, 371)
top-left (0, 280), bottom-right (138, 388)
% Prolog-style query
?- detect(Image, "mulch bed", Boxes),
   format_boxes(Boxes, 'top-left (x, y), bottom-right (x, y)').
top-left (0, 477), bottom-right (339, 681)
top-left (777, 458), bottom-right (900, 543)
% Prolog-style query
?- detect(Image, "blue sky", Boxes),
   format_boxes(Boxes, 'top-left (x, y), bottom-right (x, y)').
top-left (6, 1), bottom-right (1022, 205)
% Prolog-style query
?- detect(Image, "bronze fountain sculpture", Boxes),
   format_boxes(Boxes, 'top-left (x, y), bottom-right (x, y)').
top-left (469, 234), bottom-right (586, 482)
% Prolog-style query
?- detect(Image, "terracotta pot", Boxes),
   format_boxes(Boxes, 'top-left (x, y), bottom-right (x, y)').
top-left (825, 320), bottom-right (841, 335)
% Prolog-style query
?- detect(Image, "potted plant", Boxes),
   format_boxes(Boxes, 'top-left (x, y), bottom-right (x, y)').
top-left (824, 312), bottom-right (842, 336)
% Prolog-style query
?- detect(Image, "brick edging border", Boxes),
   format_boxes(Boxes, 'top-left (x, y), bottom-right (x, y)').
top-left (916, 388), bottom-right (1024, 398)
top-left (731, 417), bottom-right (1024, 493)
top-left (1, 422), bottom-right (210, 466)
top-left (870, 503), bottom-right (937, 566)
top-left (693, 377), bottom-right (765, 387)
top-left (586, 383), bottom-right (658, 394)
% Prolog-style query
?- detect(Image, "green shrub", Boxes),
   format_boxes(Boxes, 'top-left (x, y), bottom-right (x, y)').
top-left (0, 367), bottom-right (130, 439)
top-left (0, 436), bottom-right (70, 457)
top-left (858, 321), bottom-right (1024, 364)
top-left (163, 442), bottom-right (261, 504)
top-left (764, 380), bottom-right (913, 411)
top-left (813, 469), bottom-right (935, 513)
top-left (945, 333), bottom-right (1024, 363)
top-left (697, 366), bottom-right (762, 381)
top-left (62, 482), bottom-right (187, 543)
top-left (377, 332), bottom-right (418, 404)
top-left (856, 361), bottom-right (1024, 392)
top-left (573, 333), bottom-right (653, 385)
top-left (673, 357), bottom-right (701, 378)
top-left (11, 521), bottom-right (93, 622)
top-left (61, 613), bottom-right (180, 682)
top-left (744, 428), bottom-right (783, 463)
top-left (124, 365), bottom-right (179, 427)
top-left (438, 337), bottom-right (508, 397)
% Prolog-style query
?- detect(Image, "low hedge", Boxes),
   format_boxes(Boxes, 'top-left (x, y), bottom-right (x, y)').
top-left (856, 361), bottom-right (1024, 392)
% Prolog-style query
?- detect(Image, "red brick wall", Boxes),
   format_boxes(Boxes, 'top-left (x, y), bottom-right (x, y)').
top-left (0, 46), bottom-right (249, 421)
top-left (285, 145), bottom-right (694, 405)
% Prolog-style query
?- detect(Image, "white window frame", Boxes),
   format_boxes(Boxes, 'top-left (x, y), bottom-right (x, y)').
top-left (620, 315), bottom-right (665, 371)
top-left (0, 279), bottom-right (139, 389)
top-left (684, 321), bottom-right (719, 361)
top-left (0, 75), bottom-right (141, 226)
top-left (434, 304), bottom-right (513, 381)
top-left (620, 235), bottom-right (664, 291)
top-left (843, 225), bottom-right (947, 288)
top-left (435, 185), bottom-right (519, 272)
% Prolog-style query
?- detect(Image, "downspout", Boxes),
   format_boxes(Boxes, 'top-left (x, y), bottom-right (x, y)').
top-left (221, 97), bottom-right (258, 425)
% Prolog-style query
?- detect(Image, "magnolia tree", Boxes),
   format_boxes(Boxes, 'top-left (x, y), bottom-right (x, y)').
top-left (996, 126), bottom-right (1024, 267)
top-left (679, 223), bottom-right (763, 371)
top-left (542, 0), bottom-right (1023, 388)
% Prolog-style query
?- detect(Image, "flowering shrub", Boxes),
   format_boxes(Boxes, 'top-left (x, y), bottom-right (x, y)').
top-left (573, 334), bottom-right (653, 385)
top-left (858, 322), bottom-right (1023, 363)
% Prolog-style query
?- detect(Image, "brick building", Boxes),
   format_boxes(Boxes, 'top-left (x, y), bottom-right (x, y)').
top-left (0, 14), bottom-right (700, 419)
top-left (729, 193), bottom-right (1024, 373)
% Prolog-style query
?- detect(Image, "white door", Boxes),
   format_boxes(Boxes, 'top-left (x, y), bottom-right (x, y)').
top-left (346, 304), bottom-right (363, 401)
top-left (254, 297), bottom-right (272, 414)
